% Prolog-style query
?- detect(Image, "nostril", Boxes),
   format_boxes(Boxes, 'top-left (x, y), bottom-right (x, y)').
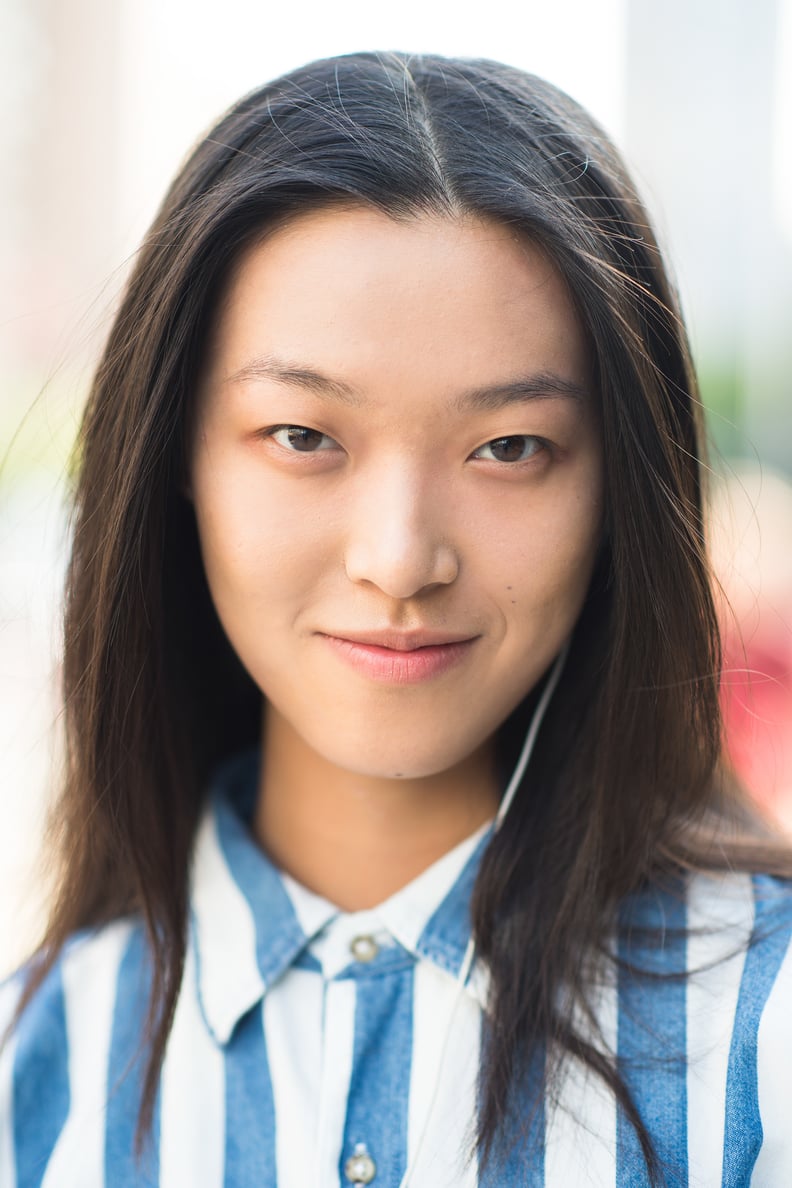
top-left (344, 534), bottom-right (458, 599)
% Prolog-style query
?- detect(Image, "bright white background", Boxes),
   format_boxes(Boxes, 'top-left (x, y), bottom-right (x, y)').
top-left (114, 0), bottom-right (625, 256)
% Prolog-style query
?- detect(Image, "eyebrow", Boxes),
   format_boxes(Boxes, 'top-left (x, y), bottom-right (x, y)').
top-left (450, 373), bottom-right (589, 412)
top-left (226, 354), bottom-right (588, 410)
top-left (225, 355), bottom-right (364, 406)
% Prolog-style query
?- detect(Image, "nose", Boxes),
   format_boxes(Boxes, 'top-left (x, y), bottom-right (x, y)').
top-left (344, 463), bottom-right (459, 599)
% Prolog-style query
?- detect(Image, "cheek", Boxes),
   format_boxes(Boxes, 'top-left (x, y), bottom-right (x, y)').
top-left (473, 471), bottom-right (604, 622)
top-left (191, 452), bottom-right (331, 624)
top-left (192, 473), bottom-right (258, 605)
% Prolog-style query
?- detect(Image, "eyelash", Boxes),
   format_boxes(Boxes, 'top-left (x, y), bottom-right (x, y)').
top-left (263, 425), bottom-right (549, 465)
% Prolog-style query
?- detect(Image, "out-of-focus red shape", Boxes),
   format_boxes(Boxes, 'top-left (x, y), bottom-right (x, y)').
top-left (721, 627), bottom-right (792, 824)
top-left (711, 467), bottom-right (792, 829)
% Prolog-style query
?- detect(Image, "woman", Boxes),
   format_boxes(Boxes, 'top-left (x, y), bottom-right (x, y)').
top-left (2, 51), bottom-right (791, 1187)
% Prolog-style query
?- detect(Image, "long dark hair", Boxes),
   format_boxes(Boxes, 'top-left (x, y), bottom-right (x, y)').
top-left (11, 51), bottom-right (789, 1181)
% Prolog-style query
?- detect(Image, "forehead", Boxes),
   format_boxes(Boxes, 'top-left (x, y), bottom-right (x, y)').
top-left (201, 204), bottom-right (591, 408)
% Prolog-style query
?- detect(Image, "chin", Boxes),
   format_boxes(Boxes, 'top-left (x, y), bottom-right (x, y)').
top-left (316, 732), bottom-right (485, 782)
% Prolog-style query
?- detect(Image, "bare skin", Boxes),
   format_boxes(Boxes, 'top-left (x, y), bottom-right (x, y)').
top-left (258, 706), bottom-right (499, 908)
top-left (191, 206), bottom-right (603, 908)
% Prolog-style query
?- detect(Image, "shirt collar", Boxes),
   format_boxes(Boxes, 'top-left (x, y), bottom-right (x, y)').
top-left (189, 751), bottom-right (492, 1045)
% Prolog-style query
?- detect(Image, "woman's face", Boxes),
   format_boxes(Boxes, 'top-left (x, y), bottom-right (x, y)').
top-left (191, 206), bottom-right (603, 779)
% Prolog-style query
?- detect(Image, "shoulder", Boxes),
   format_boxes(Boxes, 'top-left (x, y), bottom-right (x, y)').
top-left (686, 871), bottom-right (792, 1183)
top-left (681, 870), bottom-right (792, 1041)
top-left (685, 868), bottom-right (792, 1021)
top-left (613, 872), bottom-right (792, 1182)
top-left (1, 917), bottom-right (144, 1056)
top-left (685, 869), bottom-right (792, 975)
top-left (617, 872), bottom-right (792, 1078)
top-left (1, 919), bottom-right (148, 1185)
top-left (620, 868), bottom-right (792, 964)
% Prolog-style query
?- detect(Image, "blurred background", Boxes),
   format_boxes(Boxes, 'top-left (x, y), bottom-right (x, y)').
top-left (1, 0), bottom-right (791, 974)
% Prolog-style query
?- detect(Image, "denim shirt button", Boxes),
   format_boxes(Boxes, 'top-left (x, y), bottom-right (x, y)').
top-left (344, 1142), bottom-right (377, 1183)
top-left (350, 934), bottom-right (379, 963)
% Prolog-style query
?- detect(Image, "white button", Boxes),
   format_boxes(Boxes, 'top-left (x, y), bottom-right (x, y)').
top-left (344, 1143), bottom-right (376, 1184)
top-left (350, 934), bottom-right (379, 963)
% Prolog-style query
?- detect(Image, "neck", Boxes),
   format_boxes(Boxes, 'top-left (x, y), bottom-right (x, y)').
top-left (253, 706), bottom-right (499, 910)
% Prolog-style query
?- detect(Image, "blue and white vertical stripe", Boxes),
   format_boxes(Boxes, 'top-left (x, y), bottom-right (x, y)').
top-left (2, 753), bottom-right (792, 1187)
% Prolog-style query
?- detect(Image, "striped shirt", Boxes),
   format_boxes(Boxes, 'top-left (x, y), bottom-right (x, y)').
top-left (3, 751), bottom-right (792, 1187)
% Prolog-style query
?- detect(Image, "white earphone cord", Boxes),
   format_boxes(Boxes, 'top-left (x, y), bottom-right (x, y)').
top-left (395, 641), bottom-right (570, 1188)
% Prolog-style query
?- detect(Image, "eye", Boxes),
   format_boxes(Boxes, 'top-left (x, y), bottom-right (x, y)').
top-left (472, 435), bottom-right (545, 463)
top-left (268, 425), bottom-right (339, 452)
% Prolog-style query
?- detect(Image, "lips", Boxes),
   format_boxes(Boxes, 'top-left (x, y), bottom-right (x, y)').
top-left (318, 629), bottom-right (479, 684)
top-left (324, 628), bottom-right (477, 651)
